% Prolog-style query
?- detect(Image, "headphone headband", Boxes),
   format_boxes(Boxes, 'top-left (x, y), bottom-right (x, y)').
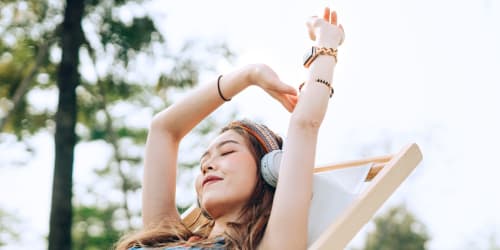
top-left (229, 120), bottom-right (280, 153)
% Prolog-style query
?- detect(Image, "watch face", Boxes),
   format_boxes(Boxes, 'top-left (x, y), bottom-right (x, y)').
top-left (303, 47), bottom-right (316, 66)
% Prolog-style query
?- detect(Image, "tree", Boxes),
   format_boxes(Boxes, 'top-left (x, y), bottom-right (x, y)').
top-left (0, 0), bottom-right (233, 248)
top-left (48, 1), bottom-right (85, 249)
top-left (362, 205), bottom-right (429, 250)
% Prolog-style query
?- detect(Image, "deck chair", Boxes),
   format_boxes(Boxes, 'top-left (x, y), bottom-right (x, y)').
top-left (181, 143), bottom-right (423, 250)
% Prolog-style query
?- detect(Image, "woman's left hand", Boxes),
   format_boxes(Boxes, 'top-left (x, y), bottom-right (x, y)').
top-left (247, 64), bottom-right (298, 112)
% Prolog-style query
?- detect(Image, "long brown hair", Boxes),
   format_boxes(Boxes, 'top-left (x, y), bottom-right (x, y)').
top-left (115, 121), bottom-right (282, 250)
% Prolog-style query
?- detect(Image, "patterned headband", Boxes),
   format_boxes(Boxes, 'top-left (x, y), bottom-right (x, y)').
top-left (229, 120), bottom-right (280, 153)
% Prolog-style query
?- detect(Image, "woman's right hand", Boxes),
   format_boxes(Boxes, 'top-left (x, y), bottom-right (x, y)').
top-left (306, 7), bottom-right (345, 48)
top-left (247, 64), bottom-right (298, 112)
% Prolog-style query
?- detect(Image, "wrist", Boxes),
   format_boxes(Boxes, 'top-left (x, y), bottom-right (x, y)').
top-left (242, 64), bottom-right (259, 87)
top-left (316, 39), bottom-right (338, 49)
top-left (245, 63), bottom-right (269, 86)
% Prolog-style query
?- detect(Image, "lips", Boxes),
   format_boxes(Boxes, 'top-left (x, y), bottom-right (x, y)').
top-left (202, 175), bottom-right (223, 187)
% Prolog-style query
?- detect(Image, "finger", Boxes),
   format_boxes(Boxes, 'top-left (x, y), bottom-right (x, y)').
top-left (323, 7), bottom-right (330, 22)
top-left (330, 11), bottom-right (337, 26)
top-left (281, 96), bottom-right (295, 112)
top-left (272, 93), bottom-right (291, 112)
top-left (284, 94), bottom-right (299, 112)
top-left (288, 95), bottom-right (298, 112)
top-left (306, 18), bottom-right (318, 41)
top-left (283, 101), bottom-right (293, 113)
top-left (289, 95), bottom-right (299, 105)
top-left (339, 24), bottom-right (345, 45)
top-left (272, 93), bottom-right (295, 112)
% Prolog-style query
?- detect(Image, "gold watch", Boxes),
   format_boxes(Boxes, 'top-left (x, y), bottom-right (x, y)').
top-left (303, 46), bottom-right (338, 68)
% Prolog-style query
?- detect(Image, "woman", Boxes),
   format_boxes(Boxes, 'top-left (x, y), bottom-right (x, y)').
top-left (117, 7), bottom-right (345, 250)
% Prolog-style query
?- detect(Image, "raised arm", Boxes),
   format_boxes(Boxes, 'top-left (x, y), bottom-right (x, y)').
top-left (261, 7), bottom-right (345, 249)
top-left (142, 65), bottom-right (297, 227)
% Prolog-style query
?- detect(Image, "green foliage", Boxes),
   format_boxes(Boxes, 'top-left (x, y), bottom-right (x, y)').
top-left (0, 207), bottom-right (20, 247)
top-left (0, 1), bottom-right (59, 138)
top-left (97, 7), bottom-right (160, 65)
top-left (72, 204), bottom-right (123, 250)
top-left (362, 205), bottom-right (429, 250)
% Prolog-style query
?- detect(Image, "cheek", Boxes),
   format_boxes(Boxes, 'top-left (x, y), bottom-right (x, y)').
top-left (229, 157), bottom-right (259, 190)
top-left (225, 153), bottom-right (254, 173)
top-left (237, 168), bottom-right (259, 201)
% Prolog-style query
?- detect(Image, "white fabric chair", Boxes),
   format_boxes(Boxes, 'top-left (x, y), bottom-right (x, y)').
top-left (307, 163), bottom-right (371, 246)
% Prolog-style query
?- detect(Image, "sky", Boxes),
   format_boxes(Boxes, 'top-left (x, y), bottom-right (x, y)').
top-left (1, 0), bottom-right (500, 249)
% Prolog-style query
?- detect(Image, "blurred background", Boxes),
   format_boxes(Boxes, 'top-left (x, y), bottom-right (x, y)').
top-left (0, 0), bottom-right (499, 249)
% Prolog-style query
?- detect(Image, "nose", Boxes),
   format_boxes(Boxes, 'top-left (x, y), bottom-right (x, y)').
top-left (201, 159), bottom-right (216, 175)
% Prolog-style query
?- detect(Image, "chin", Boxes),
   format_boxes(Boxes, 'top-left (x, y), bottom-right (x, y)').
top-left (201, 194), bottom-right (237, 220)
top-left (201, 199), bottom-right (224, 219)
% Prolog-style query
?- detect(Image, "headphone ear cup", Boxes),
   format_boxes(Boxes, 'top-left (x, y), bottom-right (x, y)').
top-left (260, 150), bottom-right (283, 187)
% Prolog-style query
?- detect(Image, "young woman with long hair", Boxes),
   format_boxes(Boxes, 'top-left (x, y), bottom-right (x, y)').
top-left (116, 7), bottom-right (345, 250)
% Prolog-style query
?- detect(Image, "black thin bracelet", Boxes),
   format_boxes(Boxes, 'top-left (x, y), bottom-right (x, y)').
top-left (217, 75), bottom-right (231, 101)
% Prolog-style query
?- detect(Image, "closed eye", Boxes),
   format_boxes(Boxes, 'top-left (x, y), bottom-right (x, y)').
top-left (221, 150), bottom-right (235, 156)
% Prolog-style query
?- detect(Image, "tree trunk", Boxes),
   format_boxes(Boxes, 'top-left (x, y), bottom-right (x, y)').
top-left (48, 1), bottom-right (85, 249)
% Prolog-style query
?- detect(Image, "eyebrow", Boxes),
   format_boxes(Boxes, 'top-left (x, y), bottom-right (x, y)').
top-left (200, 139), bottom-right (240, 162)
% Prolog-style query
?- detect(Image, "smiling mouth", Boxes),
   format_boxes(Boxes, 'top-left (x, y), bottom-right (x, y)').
top-left (203, 176), bottom-right (223, 187)
top-left (203, 179), bottom-right (221, 187)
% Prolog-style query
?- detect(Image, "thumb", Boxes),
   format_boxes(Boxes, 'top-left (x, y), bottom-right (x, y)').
top-left (306, 24), bottom-right (316, 41)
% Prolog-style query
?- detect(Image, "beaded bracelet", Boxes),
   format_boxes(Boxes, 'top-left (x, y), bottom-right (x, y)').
top-left (298, 78), bottom-right (334, 98)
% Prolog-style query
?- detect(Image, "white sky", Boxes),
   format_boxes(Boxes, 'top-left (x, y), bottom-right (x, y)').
top-left (1, 0), bottom-right (500, 249)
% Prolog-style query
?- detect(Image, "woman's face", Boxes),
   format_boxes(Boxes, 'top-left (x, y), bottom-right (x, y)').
top-left (195, 130), bottom-right (258, 220)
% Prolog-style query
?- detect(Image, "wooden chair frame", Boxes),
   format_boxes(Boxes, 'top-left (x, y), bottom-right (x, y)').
top-left (181, 143), bottom-right (423, 249)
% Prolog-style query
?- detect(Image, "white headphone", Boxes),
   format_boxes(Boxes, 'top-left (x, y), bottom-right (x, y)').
top-left (260, 149), bottom-right (283, 187)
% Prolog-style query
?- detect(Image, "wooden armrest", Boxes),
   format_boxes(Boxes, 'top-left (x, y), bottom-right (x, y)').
top-left (314, 155), bottom-right (392, 182)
